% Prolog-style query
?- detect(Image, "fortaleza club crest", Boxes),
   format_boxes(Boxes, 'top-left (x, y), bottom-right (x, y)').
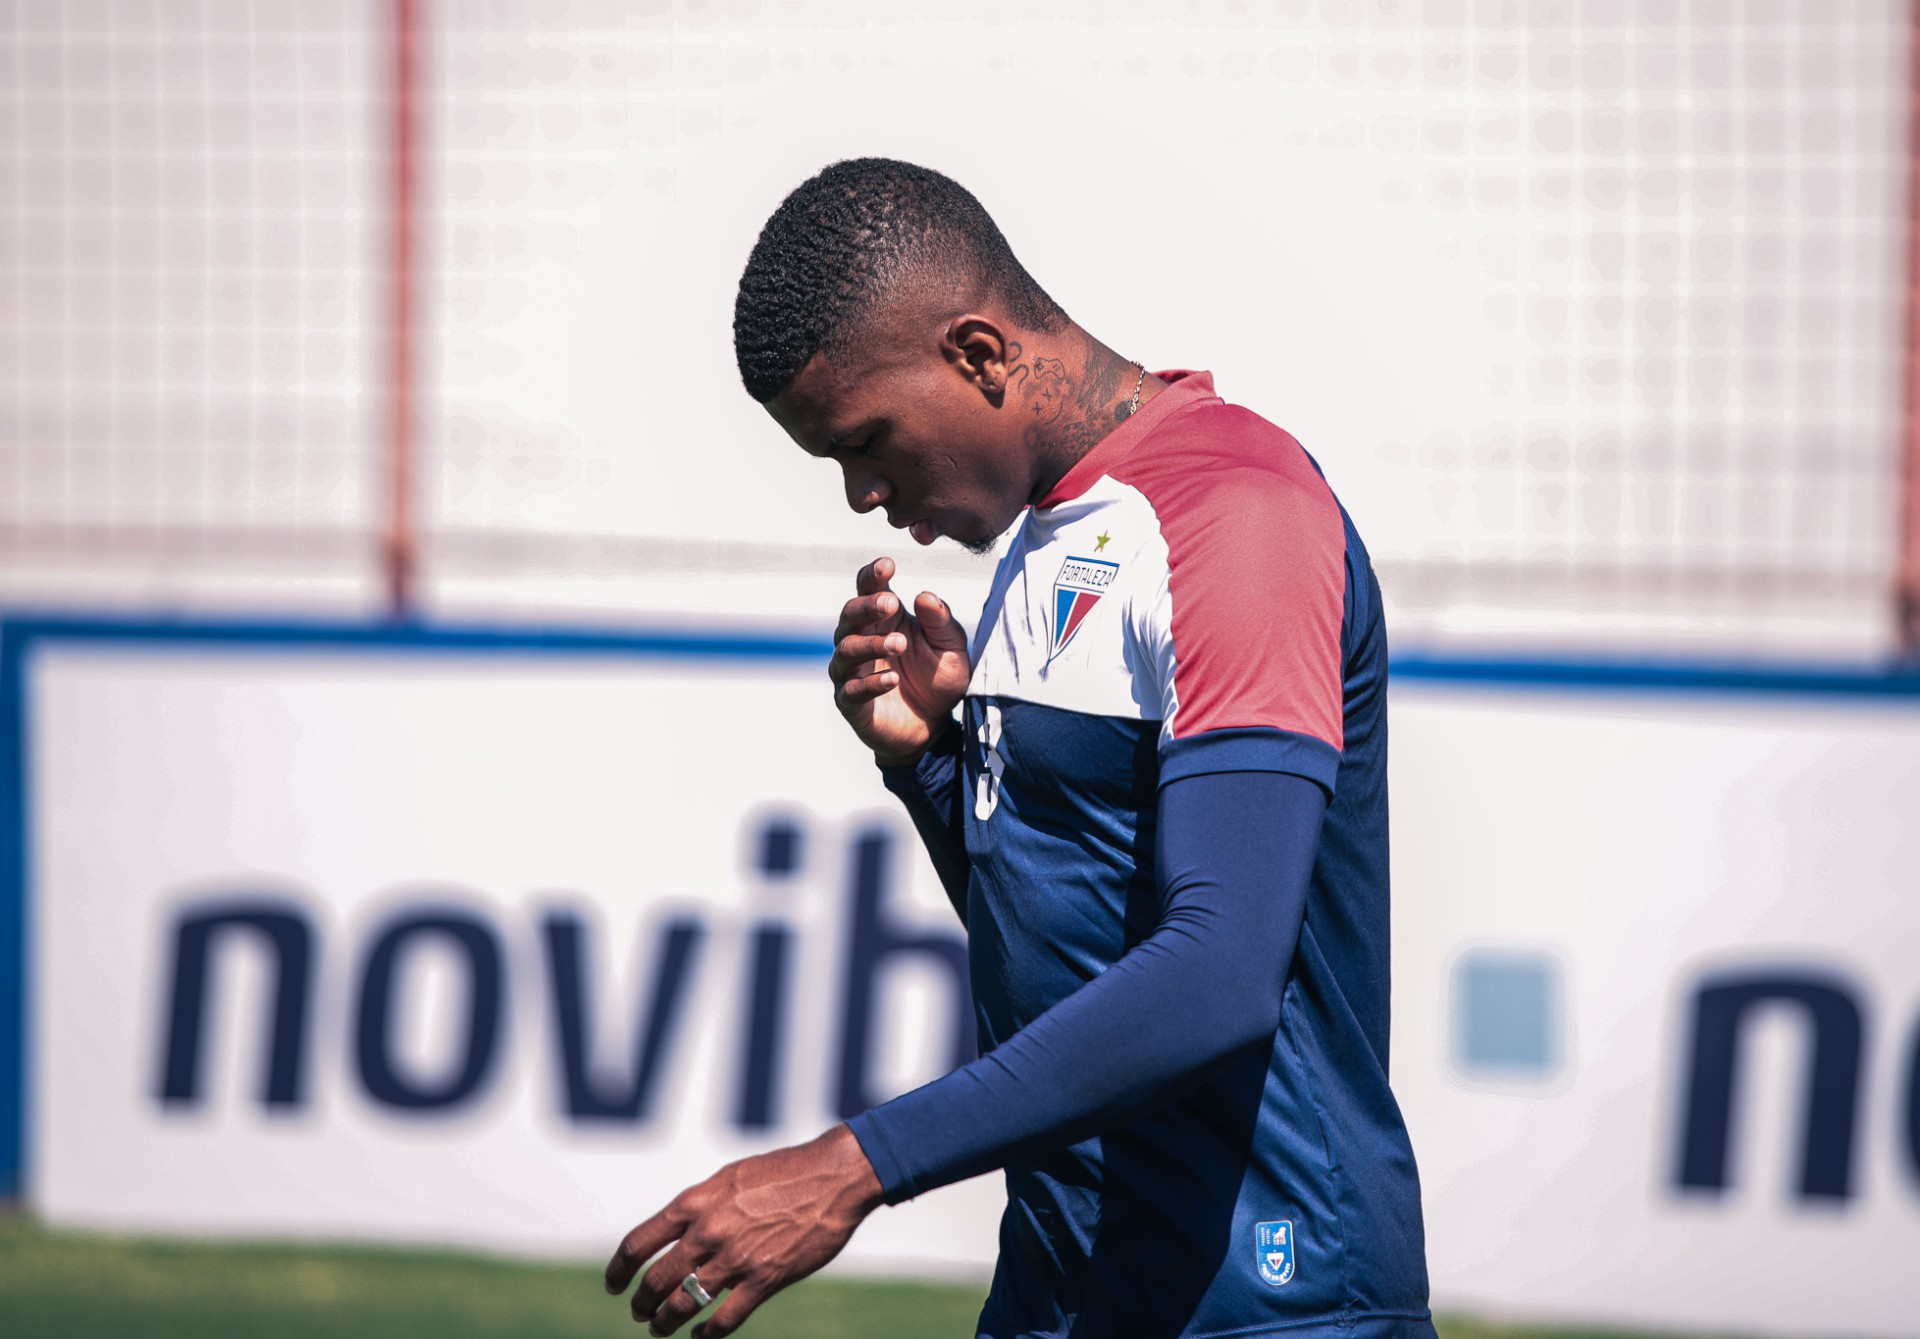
top-left (1048, 555), bottom-right (1119, 662)
top-left (1255, 1220), bottom-right (1296, 1287)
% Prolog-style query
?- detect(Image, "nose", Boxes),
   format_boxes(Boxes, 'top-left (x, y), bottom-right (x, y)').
top-left (841, 463), bottom-right (889, 515)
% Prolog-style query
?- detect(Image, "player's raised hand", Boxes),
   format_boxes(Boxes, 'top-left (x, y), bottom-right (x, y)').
top-left (829, 556), bottom-right (970, 765)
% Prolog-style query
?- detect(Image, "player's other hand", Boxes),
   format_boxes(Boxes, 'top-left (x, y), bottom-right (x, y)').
top-left (830, 556), bottom-right (970, 765)
top-left (604, 1124), bottom-right (884, 1338)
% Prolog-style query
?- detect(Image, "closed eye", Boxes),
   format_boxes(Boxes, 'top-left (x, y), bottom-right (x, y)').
top-left (834, 429), bottom-right (881, 460)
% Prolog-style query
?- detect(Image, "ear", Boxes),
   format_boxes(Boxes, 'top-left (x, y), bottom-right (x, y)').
top-left (941, 314), bottom-right (1012, 396)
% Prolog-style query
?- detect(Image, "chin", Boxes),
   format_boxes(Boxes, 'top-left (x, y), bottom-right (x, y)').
top-left (959, 534), bottom-right (999, 557)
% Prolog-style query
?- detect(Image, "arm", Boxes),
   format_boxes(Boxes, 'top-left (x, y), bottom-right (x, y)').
top-left (847, 766), bottom-right (1324, 1201)
top-left (604, 769), bottom-right (1318, 1338)
top-left (878, 722), bottom-right (969, 924)
top-left (604, 558), bottom-right (970, 1339)
top-left (828, 555), bottom-right (973, 924)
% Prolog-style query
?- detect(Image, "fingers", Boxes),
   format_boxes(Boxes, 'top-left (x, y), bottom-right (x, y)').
top-left (631, 1244), bottom-right (689, 1323)
top-left (644, 1268), bottom-right (767, 1339)
top-left (912, 591), bottom-right (969, 650)
top-left (835, 671), bottom-right (900, 712)
top-left (853, 556), bottom-right (895, 597)
top-left (829, 572), bottom-right (911, 710)
top-left (606, 1207), bottom-right (684, 1296)
top-left (691, 1282), bottom-right (766, 1339)
top-left (832, 590), bottom-right (903, 645)
top-left (838, 558), bottom-right (906, 645)
top-left (633, 1247), bottom-right (720, 1335)
top-left (830, 587), bottom-right (954, 666)
top-left (829, 631), bottom-right (904, 716)
top-left (828, 630), bottom-right (906, 682)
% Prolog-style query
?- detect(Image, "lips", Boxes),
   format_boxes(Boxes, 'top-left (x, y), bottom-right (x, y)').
top-left (887, 511), bottom-right (939, 545)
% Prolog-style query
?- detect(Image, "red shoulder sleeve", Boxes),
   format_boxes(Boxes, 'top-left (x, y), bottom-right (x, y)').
top-left (1118, 405), bottom-right (1346, 753)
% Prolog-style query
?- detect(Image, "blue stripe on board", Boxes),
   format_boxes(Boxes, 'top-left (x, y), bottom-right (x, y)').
top-left (1390, 651), bottom-right (1920, 699)
top-left (0, 610), bottom-right (1916, 1200)
top-left (0, 613), bottom-right (833, 660)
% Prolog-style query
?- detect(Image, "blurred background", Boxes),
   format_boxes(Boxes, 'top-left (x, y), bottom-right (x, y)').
top-left (3, 2), bottom-right (1918, 1337)
top-left (6, 0), bottom-right (1916, 654)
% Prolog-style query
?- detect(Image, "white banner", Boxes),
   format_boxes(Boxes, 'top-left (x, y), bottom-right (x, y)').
top-left (1390, 681), bottom-right (1920, 1338)
top-left (25, 631), bottom-right (1003, 1277)
top-left (15, 626), bottom-right (1920, 1332)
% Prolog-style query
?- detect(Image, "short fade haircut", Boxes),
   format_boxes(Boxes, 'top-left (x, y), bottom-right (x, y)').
top-left (733, 157), bottom-right (1067, 403)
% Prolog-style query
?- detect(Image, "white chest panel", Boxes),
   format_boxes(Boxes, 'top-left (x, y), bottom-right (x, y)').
top-left (967, 475), bottom-right (1174, 724)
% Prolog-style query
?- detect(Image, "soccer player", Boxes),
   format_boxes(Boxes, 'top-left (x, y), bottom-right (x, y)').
top-left (605, 158), bottom-right (1434, 1339)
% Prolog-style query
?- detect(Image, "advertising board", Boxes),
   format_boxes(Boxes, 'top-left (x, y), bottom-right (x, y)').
top-left (1387, 672), bottom-right (1920, 1337)
top-left (5, 619), bottom-right (1003, 1277)
top-left (3, 619), bottom-right (1918, 1331)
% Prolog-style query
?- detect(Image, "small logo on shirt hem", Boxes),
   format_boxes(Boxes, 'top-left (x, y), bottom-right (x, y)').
top-left (1255, 1220), bottom-right (1296, 1286)
top-left (1048, 555), bottom-right (1118, 663)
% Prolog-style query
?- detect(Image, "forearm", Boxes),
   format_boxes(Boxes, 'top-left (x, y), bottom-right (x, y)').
top-left (847, 769), bottom-right (1324, 1202)
top-left (878, 718), bottom-right (969, 924)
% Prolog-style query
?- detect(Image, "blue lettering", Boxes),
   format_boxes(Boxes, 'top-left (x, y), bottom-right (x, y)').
top-left (734, 816), bottom-right (804, 1131)
top-left (1675, 970), bottom-right (1865, 1201)
top-left (543, 909), bottom-right (703, 1122)
top-left (355, 907), bottom-right (504, 1111)
top-left (151, 817), bottom-right (982, 1134)
top-left (1905, 1016), bottom-right (1920, 1185)
top-left (158, 897), bottom-right (313, 1109)
top-left (734, 921), bottom-right (792, 1130)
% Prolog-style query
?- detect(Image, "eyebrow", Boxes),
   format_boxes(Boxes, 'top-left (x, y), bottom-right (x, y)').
top-left (824, 419), bottom-right (876, 453)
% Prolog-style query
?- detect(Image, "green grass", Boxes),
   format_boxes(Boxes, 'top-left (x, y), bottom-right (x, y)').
top-left (0, 1213), bottom-right (984, 1339)
top-left (0, 1212), bottom-right (1696, 1339)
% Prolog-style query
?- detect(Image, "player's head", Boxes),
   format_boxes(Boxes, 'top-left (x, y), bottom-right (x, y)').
top-left (732, 157), bottom-right (1065, 405)
top-left (736, 158), bottom-right (1076, 554)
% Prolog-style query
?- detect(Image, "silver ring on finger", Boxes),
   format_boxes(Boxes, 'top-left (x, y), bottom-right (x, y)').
top-left (681, 1272), bottom-right (715, 1309)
